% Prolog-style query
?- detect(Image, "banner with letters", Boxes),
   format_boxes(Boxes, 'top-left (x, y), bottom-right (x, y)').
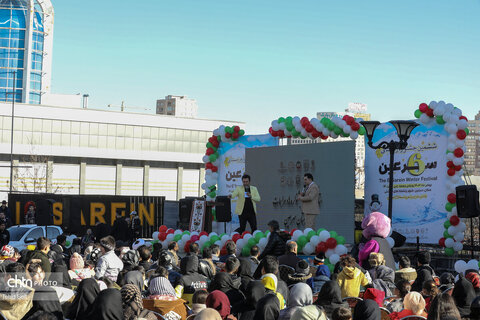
top-left (364, 122), bottom-right (448, 244)
top-left (215, 134), bottom-right (278, 233)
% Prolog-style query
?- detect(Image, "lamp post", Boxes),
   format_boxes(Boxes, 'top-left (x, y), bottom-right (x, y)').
top-left (360, 120), bottom-right (419, 221)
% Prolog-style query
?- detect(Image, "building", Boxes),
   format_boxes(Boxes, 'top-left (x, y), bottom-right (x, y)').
top-left (0, 102), bottom-right (243, 201)
top-left (156, 95), bottom-right (198, 118)
top-left (464, 111), bottom-right (480, 176)
top-left (0, 0), bottom-right (54, 104)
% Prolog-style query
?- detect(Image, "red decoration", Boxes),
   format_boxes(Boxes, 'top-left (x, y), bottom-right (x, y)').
top-left (220, 247), bottom-right (228, 256)
top-left (439, 237), bottom-right (446, 247)
top-left (457, 130), bottom-right (466, 140)
top-left (454, 165), bottom-right (462, 171)
top-left (232, 132), bottom-right (239, 139)
top-left (447, 168), bottom-right (456, 176)
top-left (460, 116), bottom-right (468, 121)
top-left (290, 229), bottom-right (298, 236)
top-left (158, 232), bottom-right (167, 241)
top-left (425, 108), bottom-right (434, 117)
top-left (351, 122), bottom-right (360, 131)
top-left (447, 193), bottom-right (456, 204)
top-left (450, 215), bottom-right (460, 226)
top-left (233, 126), bottom-right (240, 132)
top-left (446, 161), bottom-right (454, 168)
top-left (158, 225), bottom-right (168, 233)
top-left (211, 166), bottom-right (218, 172)
top-left (454, 148), bottom-right (464, 158)
top-left (191, 235), bottom-right (199, 242)
top-left (232, 234), bottom-right (241, 242)
top-left (301, 117), bottom-right (309, 125)
top-left (206, 148), bottom-right (215, 155)
top-left (184, 241), bottom-right (192, 253)
top-left (167, 228), bottom-right (175, 234)
top-left (326, 237), bottom-right (337, 249)
top-left (199, 231), bottom-right (208, 237)
top-left (242, 231), bottom-right (250, 237)
top-left (419, 103), bottom-right (428, 113)
top-left (345, 117), bottom-right (355, 125)
top-left (225, 132), bottom-right (232, 139)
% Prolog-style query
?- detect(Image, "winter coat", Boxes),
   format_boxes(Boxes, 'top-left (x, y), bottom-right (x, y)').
top-left (278, 283), bottom-right (313, 320)
top-left (25, 250), bottom-right (51, 279)
top-left (315, 280), bottom-right (349, 319)
top-left (411, 265), bottom-right (435, 292)
top-left (143, 298), bottom-right (189, 320)
top-left (94, 250), bottom-right (124, 281)
top-left (259, 231), bottom-right (286, 260)
top-left (394, 267), bottom-right (417, 283)
top-left (337, 266), bottom-right (369, 298)
top-left (175, 255), bottom-right (208, 306)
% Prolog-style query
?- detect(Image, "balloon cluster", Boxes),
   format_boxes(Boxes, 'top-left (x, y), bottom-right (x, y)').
top-left (454, 259), bottom-right (480, 275)
top-left (269, 116), bottom-right (365, 140)
top-left (415, 101), bottom-right (468, 256)
top-left (201, 125), bottom-right (245, 201)
top-left (151, 226), bottom-right (347, 272)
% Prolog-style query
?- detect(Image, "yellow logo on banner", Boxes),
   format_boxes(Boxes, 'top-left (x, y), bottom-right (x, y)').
top-left (407, 153), bottom-right (426, 176)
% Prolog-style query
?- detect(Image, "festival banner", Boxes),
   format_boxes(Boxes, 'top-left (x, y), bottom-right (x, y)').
top-left (215, 134), bottom-right (278, 233)
top-left (364, 122), bottom-right (448, 243)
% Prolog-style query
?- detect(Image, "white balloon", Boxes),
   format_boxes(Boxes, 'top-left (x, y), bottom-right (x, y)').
top-left (329, 254), bottom-right (341, 265)
top-left (319, 230), bottom-right (331, 242)
top-left (452, 207), bottom-right (458, 215)
top-left (202, 155), bottom-right (210, 163)
top-left (293, 230), bottom-right (303, 241)
top-left (458, 222), bottom-right (467, 233)
top-left (177, 240), bottom-right (185, 252)
top-left (350, 131), bottom-right (359, 139)
top-left (335, 244), bottom-right (348, 255)
top-left (152, 231), bottom-right (159, 240)
top-left (467, 259), bottom-right (479, 271)
top-left (174, 230), bottom-right (182, 235)
top-left (445, 238), bottom-right (455, 248)
top-left (420, 114), bottom-right (430, 124)
top-left (236, 238), bottom-right (245, 248)
top-left (343, 126), bottom-right (352, 134)
top-left (181, 234), bottom-right (190, 243)
top-left (453, 108), bottom-right (462, 117)
top-left (447, 153), bottom-right (454, 161)
top-left (429, 101), bottom-right (438, 109)
top-left (454, 232), bottom-right (464, 242)
top-left (453, 157), bottom-right (464, 166)
top-left (458, 119), bottom-right (468, 130)
top-left (302, 243), bottom-right (314, 255)
top-left (437, 101), bottom-right (446, 109)
top-left (304, 228), bottom-right (314, 235)
top-left (214, 240), bottom-right (221, 246)
top-left (386, 237), bottom-right (395, 248)
top-left (453, 242), bottom-right (463, 252)
top-left (259, 238), bottom-right (268, 247)
top-left (455, 260), bottom-right (467, 274)
top-left (448, 226), bottom-right (458, 236)
top-left (325, 249), bottom-right (335, 259)
top-left (310, 235), bottom-right (320, 245)
top-left (330, 133), bottom-right (338, 139)
top-left (243, 234), bottom-right (253, 241)
top-left (166, 233), bottom-right (175, 242)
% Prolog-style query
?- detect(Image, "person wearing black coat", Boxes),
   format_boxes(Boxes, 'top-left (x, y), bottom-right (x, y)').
top-left (232, 280), bottom-right (266, 320)
top-left (452, 276), bottom-right (477, 318)
top-left (253, 291), bottom-right (280, 320)
top-left (111, 212), bottom-right (130, 243)
top-left (315, 280), bottom-right (350, 319)
top-left (411, 252), bottom-right (435, 292)
top-left (237, 258), bottom-right (254, 294)
top-left (258, 220), bottom-right (286, 260)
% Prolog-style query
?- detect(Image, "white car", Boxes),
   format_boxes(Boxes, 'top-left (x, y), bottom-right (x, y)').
top-left (7, 224), bottom-right (71, 251)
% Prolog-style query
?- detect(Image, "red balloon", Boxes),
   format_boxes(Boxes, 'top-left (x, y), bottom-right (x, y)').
top-left (199, 231), bottom-right (208, 237)
top-left (158, 232), bottom-right (167, 241)
top-left (346, 117), bottom-right (355, 125)
top-left (301, 117), bottom-right (309, 124)
top-left (457, 130), bottom-right (466, 140)
top-left (191, 235), bottom-right (199, 242)
top-left (242, 231), bottom-right (250, 237)
top-left (460, 116), bottom-right (468, 121)
top-left (454, 148), bottom-right (464, 158)
top-left (205, 163), bottom-right (212, 169)
top-left (167, 228), bottom-right (175, 234)
top-left (234, 126), bottom-right (240, 132)
top-left (419, 103), bottom-right (428, 112)
top-left (232, 234), bottom-right (241, 242)
top-left (351, 122), bottom-right (360, 131)
top-left (439, 237), bottom-right (446, 247)
top-left (447, 168), bottom-right (456, 176)
top-left (447, 193), bottom-right (456, 204)
top-left (206, 148), bottom-right (214, 155)
top-left (446, 161), bottom-right (454, 168)
top-left (342, 115), bottom-right (349, 121)
top-left (184, 241), bottom-right (191, 253)
top-left (326, 237), bottom-right (337, 249)
top-left (220, 247), bottom-right (228, 256)
top-left (211, 166), bottom-right (218, 172)
top-left (450, 215), bottom-right (460, 226)
top-left (225, 132), bottom-right (232, 139)
top-left (454, 165), bottom-right (462, 171)
top-left (269, 127), bottom-right (273, 134)
top-left (290, 228), bottom-right (298, 235)
top-left (158, 225), bottom-right (168, 233)
top-left (425, 108), bottom-right (434, 117)
top-left (316, 242), bottom-right (327, 253)
top-left (232, 132), bottom-right (239, 139)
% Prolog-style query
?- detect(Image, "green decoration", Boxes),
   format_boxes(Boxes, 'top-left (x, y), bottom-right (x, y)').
top-left (444, 220), bottom-right (451, 229)
top-left (242, 246), bottom-right (250, 257)
top-left (358, 127), bottom-right (366, 135)
top-left (239, 129), bottom-right (245, 136)
top-left (336, 236), bottom-right (346, 245)
top-left (278, 117), bottom-right (285, 123)
top-left (209, 154), bottom-right (217, 162)
top-left (297, 235), bottom-right (308, 247)
top-left (327, 264), bottom-right (334, 273)
top-left (445, 202), bottom-right (455, 212)
top-left (217, 136), bottom-right (222, 142)
top-left (255, 232), bottom-right (264, 241)
top-left (414, 109), bottom-right (422, 118)
top-left (436, 115), bottom-right (445, 124)
top-left (307, 230), bottom-right (316, 240)
top-left (65, 240), bottom-right (71, 247)
top-left (248, 238), bottom-right (257, 246)
top-left (329, 231), bottom-right (338, 239)
top-left (465, 128), bottom-right (470, 135)
top-left (443, 230), bottom-right (452, 238)
top-left (208, 191), bottom-right (216, 198)
top-left (174, 234), bottom-right (182, 242)
top-left (316, 228), bottom-right (325, 235)
top-left (444, 248), bottom-right (454, 256)
top-left (206, 142), bottom-right (213, 148)
top-left (182, 231), bottom-right (190, 235)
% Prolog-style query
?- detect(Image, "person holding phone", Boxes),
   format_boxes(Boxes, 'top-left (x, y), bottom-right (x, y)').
top-left (229, 174), bottom-right (261, 233)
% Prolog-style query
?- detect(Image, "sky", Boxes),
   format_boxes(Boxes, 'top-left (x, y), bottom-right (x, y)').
top-left (50, 0), bottom-right (480, 134)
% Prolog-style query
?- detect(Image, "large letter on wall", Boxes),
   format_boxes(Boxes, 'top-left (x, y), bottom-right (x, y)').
top-left (90, 203), bottom-right (106, 225)
top-left (53, 202), bottom-right (63, 225)
top-left (139, 203), bottom-right (154, 226)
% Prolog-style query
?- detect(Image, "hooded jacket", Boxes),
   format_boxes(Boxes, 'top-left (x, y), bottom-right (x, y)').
top-left (372, 265), bottom-right (395, 297)
top-left (354, 299), bottom-right (381, 320)
top-left (278, 283), bottom-right (313, 320)
top-left (453, 276), bottom-right (477, 317)
top-left (337, 266), bottom-right (369, 298)
top-left (175, 255), bottom-right (208, 306)
top-left (261, 273), bottom-right (286, 309)
top-left (232, 281), bottom-right (265, 320)
top-left (143, 298), bottom-right (189, 320)
top-left (315, 280), bottom-right (349, 319)
top-left (95, 250), bottom-right (124, 282)
top-left (253, 292), bottom-right (280, 320)
top-left (411, 264), bottom-right (435, 292)
top-left (313, 264), bottom-right (331, 294)
top-left (363, 288), bottom-right (385, 307)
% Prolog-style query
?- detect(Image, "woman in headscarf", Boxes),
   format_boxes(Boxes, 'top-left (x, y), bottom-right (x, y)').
top-left (427, 293), bottom-right (461, 320)
top-left (278, 283), bottom-right (313, 320)
top-left (121, 284), bottom-right (157, 320)
top-left (453, 276), bottom-right (477, 317)
top-left (261, 273), bottom-right (286, 309)
top-left (143, 276), bottom-right (189, 319)
top-left (291, 305), bottom-right (327, 320)
top-left (354, 299), bottom-right (381, 320)
top-left (123, 270), bottom-right (145, 293)
top-left (88, 288), bottom-right (125, 320)
top-left (389, 292), bottom-right (427, 320)
top-left (231, 281), bottom-right (265, 320)
top-left (237, 258), bottom-right (254, 294)
top-left (314, 280), bottom-right (349, 319)
top-left (67, 278), bottom-right (100, 320)
top-left (206, 290), bottom-right (237, 320)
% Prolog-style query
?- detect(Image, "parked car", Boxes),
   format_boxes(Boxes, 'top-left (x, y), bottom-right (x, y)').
top-left (7, 224), bottom-right (71, 251)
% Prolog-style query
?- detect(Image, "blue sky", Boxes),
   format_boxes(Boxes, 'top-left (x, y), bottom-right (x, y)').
top-left (50, 0), bottom-right (480, 133)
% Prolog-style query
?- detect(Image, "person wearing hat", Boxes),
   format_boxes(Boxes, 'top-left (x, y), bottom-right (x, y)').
top-left (0, 219), bottom-right (9, 247)
top-left (313, 252), bottom-right (331, 293)
top-left (288, 260), bottom-right (314, 289)
top-left (0, 200), bottom-right (11, 227)
top-left (95, 235), bottom-right (124, 281)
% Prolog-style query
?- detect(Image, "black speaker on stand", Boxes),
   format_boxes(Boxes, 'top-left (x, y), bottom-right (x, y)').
top-left (456, 185), bottom-right (480, 259)
top-left (215, 196), bottom-right (231, 233)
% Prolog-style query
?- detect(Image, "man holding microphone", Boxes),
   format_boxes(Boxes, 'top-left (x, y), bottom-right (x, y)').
top-left (229, 174), bottom-right (261, 233)
top-left (297, 173), bottom-right (320, 229)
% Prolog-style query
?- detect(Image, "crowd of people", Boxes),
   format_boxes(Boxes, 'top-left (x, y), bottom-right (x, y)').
top-left (1, 219), bottom-right (480, 320)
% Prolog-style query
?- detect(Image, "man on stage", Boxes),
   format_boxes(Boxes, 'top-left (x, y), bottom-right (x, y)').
top-left (297, 173), bottom-right (320, 229)
top-left (229, 174), bottom-right (261, 233)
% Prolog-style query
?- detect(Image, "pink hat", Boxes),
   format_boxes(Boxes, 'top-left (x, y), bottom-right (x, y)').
top-left (70, 252), bottom-right (84, 270)
top-left (358, 239), bottom-right (380, 267)
top-left (362, 211), bottom-right (391, 239)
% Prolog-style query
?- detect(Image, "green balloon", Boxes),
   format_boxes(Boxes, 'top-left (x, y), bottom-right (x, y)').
top-left (226, 126), bottom-right (233, 134)
top-left (328, 123), bottom-right (335, 131)
top-left (174, 234), bottom-right (182, 242)
top-left (358, 127), bottom-right (366, 135)
top-left (307, 230), bottom-right (316, 240)
top-left (414, 109), bottom-right (422, 118)
top-left (444, 230), bottom-right (452, 238)
top-left (286, 125), bottom-right (295, 132)
top-left (242, 246), bottom-right (250, 257)
top-left (337, 236), bottom-right (346, 245)
top-left (211, 236), bottom-right (220, 243)
top-left (334, 127), bottom-right (342, 135)
top-left (217, 135), bottom-right (221, 142)
top-left (65, 240), bottom-right (71, 247)
top-left (182, 231), bottom-right (190, 235)
top-left (255, 232), bottom-right (264, 241)
top-left (444, 220), bottom-right (452, 229)
top-left (220, 233), bottom-right (226, 238)
top-left (445, 248), bottom-right (454, 256)
top-left (208, 191), bottom-right (216, 198)
top-left (436, 115), bottom-right (445, 124)
top-left (297, 235), bottom-right (308, 247)
top-left (465, 128), bottom-right (470, 135)
top-left (316, 228), bottom-right (325, 235)
top-left (445, 202), bottom-right (455, 212)
top-left (330, 231), bottom-right (338, 239)
top-left (292, 129), bottom-right (300, 137)
top-left (341, 132), bottom-right (349, 137)
top-left (327, 264), bottom-right (334, 273)
top-left (209, 154), bottom-right (217, 162)
top-left (278, 117), bottom-right (285, 123)
top-left (248, 238), bottom-right (257, 246)
top-left (206, 142), bottom-right (213, 148)
top-left (239, 129), bottom-right (245, 136)
top-left (285, 117), bottom-right (293, 125)
top-left (265, 230), bottom-right (270, 236)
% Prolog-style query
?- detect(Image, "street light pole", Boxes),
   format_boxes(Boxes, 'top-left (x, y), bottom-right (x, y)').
top-left (9, 71), bottom-right (16, 194)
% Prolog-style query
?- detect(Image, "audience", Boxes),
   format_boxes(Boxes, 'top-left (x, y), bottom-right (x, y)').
top-left (278, 282), bottom-right (313, 320)
top-left (278, 241), bottom-right (302, 269)
top-left (232, 280), bottom-right (265, 320)
top-left (470, 296), bottom-right (480, 320)
top-left (422, 279), bottom-right (439, 311)
top-left (354, 299), bottom-right (381, 320)
top-left (191, 289), bottom-right (208, 315)
top-left (386, 279), bottom-right (411, 313)
top-left (175, 254), bottom-right (208, 305)
top-left (66, 278), bottom-right (100, 320)
top-left (258, 220), bottom-right (287, 260)
top-left (389, 291), bottom-right (427, 320)
top-left (466, 271), bottom-right (480, 295)
top-left (394, 255), bottom-right (417, 283)
top-left (427, 293), bottom-right (461, 320)
top-left (313, 251), bottom-right (331, 293)
top-left (207, 290), bottom-right (238, 320)
top-left (332, 307), bottom-right (352, 320)
top-left (452, 275), bottom-right (477, 318)
top-left (411, 251), bottom-right (435, 292)
top-left (249, 245), bottom-right (260, 274)
top-left (438, 272), bottom-right (455, 293)
top-left (315, 280), bottom-right (349, 319)
top-left (95, 236), bottom-right (123, 281)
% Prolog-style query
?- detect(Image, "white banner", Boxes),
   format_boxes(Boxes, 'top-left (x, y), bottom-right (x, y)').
top-left (364, 122), bottom-right (448, 244)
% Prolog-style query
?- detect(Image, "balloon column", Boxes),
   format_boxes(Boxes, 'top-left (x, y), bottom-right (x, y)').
top-left (201, 125), bottom-right (245, 203)
top-left (151, 226), bottom-right (347, 273)
top-left (413, 101), bottom-right (468, 256)
top-left (269, 116), bottom-right (365, 140)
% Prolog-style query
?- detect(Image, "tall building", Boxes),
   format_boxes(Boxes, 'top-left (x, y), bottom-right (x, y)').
top-left (0, 0), bottom-right (54, 104)
top-left (156, 95), bottom-right (198, 118)
top-left (464, 111), bottom-right (480, 176)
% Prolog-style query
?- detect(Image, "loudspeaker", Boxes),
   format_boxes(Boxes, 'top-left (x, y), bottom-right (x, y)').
top-left (390, 231), bottom-right (406, 247)
top-left (456, 185), bottom-right (480, 218)
top-left (215, 196), bottom-right (231, 222)
top-left (35, 198), bottom-right (55, 226)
